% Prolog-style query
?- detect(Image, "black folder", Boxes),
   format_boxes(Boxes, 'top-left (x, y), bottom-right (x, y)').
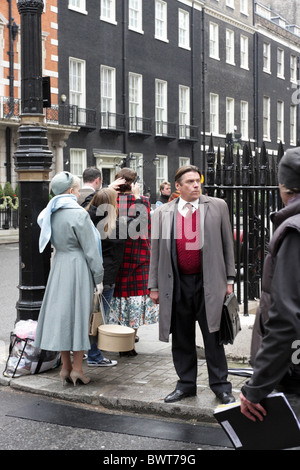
top-left (213, 393), bottom-right (300, 450)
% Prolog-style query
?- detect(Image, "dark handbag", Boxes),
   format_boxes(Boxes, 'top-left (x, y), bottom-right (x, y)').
top-left (219, 292), bottom-right (241, 345)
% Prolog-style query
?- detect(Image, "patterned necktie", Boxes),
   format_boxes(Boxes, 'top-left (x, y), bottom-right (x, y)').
top-left (185, 202), bottom-right (193, 218)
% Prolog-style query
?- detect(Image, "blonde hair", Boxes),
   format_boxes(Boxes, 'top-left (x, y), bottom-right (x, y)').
top-left (160, 181), bottom-right (171, 191)
top-left (71, 176), bottom-right (80, 189)
top-left (87, 187), bottom-right (117, 236)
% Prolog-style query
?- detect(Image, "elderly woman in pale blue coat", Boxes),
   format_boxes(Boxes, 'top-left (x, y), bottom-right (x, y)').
top-left (34, 171), bottom-right (103, 386)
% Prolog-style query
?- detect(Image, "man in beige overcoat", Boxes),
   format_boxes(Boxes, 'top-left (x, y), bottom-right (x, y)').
top-left (148, 165), bottom-right (236, 404)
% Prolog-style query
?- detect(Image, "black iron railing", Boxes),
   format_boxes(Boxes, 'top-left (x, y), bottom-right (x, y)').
top-left (0, 96), bottom-right (96, 129)
top-left (100, 112), bottom-right (126, 132)
top-left (204, 136), bottom-right (284, 315)
top-left (0, 97), bottom-right (20, 119)
top-left (179, 124), bottom-right (199, 141)
top-left (0, 207), bottom-right (19, 230)
top-left (128, 116), bottom-right (152, 136)
top-left (45, 104), bottom-right (96, 129)
top-left (155, 120), bottom-right (177, 139)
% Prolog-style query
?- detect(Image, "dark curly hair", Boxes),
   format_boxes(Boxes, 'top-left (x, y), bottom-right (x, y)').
top-left (115, 167), bottom-right (137, 193)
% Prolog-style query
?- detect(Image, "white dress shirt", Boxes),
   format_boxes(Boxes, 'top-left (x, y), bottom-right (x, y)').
top-left (178, 197), bottom-right (199, 216)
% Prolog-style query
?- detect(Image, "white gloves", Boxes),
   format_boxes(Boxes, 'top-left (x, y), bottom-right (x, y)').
top-left (95, 282), bottom-right (103, 296)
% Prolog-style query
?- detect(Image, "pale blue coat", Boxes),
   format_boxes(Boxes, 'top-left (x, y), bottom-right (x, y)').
top-left (34, 207), bottom-right (103, 351)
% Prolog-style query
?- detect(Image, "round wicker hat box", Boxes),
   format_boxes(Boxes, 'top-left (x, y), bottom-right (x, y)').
top-left (97, 324), bottom-right (135, 352)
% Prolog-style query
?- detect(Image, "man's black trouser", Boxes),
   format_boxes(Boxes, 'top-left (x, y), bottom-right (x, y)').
top-left (171, 272), bottom-right (232, 396)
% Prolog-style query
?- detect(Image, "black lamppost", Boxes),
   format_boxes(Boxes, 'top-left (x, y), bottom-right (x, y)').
top-left (14, 0), bottom-right (53, 321)
top-left (6, 0), bottom-right (19, 183)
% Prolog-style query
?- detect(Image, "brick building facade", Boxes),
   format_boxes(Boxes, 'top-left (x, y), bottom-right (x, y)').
top-left (57, 1), bottom-right (300, 199)
top-left (0, 0), bottom-right (73, 189)
top-left (0, 1), bottom-right (299, 200)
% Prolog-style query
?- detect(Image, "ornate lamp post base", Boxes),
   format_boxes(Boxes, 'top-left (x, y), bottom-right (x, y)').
top-left (14, 1), bottom-right (53, 321)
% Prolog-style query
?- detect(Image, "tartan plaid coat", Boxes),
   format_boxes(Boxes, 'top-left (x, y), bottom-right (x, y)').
top-left (113, 193), bottom-right (151, 297)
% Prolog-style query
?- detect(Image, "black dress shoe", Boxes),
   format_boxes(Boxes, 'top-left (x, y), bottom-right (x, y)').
top-left (164, 389), bottom-right (196, 403)
top-left (119, 349), bottom-right (138, 357)
top-left (216, 392), bottom-right (236, 404)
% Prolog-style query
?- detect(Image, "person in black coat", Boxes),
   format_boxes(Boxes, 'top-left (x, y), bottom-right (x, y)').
top-left (240, 147), bottom-right (300, 422)
top-left (87, 187), bottom-right (127, 316)
top-left (85, 187), bottom-right (126, 367)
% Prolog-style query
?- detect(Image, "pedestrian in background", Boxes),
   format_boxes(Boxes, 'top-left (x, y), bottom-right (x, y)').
top-left (34, 171), bottom-right (103, 386)
top-left (240, 148), bottom-right (300, 422)
top-left (78, 166), bottom-right (125, 208)
top-left (149, 165), bottom-right (236, 404)
top-left (156, 181), bottom-right (171, 207)
top-left (168, 189), bottom-right (180, 202)
top-left (109, 167), bottom-right (158, 356)
top-left (77, 166), bottom-right (101, 207)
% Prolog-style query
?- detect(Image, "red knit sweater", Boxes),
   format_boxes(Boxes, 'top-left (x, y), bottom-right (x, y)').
top-left (176, 210), bottom-right (201, 274)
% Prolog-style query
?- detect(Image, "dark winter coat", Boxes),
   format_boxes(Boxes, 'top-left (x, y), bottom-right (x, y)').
top-left (243, 196), bottom-right (300, 403)
top-left (250, 196), bottom-right (300, 362)
top-left (87, 206), bottom-right (126, 287)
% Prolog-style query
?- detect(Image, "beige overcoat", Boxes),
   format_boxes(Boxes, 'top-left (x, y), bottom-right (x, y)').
top-left (148, 195), bottom-right (236, 342)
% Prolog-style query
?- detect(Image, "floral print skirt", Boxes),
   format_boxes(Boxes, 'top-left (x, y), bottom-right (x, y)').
top-left (108, 295), bottom-right (159, 329)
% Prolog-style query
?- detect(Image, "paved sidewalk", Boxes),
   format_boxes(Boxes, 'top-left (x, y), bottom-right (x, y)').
top-left (0, 318), bottom-right (254, 423)
top-left (0, 236), bottom-right (256, 423)
top-left (0, 229), bottom-right (18, 245)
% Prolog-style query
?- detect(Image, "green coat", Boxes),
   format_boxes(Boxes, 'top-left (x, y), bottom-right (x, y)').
top-left (34, 207), bottom-right (103, 351)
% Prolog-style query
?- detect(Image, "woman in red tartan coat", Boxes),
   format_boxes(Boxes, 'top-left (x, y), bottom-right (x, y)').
top-left (108, 168), bottom-right (158, 354)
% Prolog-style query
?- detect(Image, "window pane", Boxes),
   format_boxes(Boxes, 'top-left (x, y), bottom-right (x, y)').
top-left (263, 43), bottom-right (270, 72)
top-left (69, 59), bottom-right (85, 107)
top-left (277, 101), bottom-right (284, 141)
top-left (226, 98), bottom-right (234, 133)
top-left (277, 49), bottom-right (284, 77)
top-left (179, 9), bottom-right (189, 48)
top-left (240, 101), bottom-right (248, 140)
top-left (240, 35), bottom-right (248, 68)
top-left (209, 23), bottom-right (219, 59)
top-left (226, 30), bottom-right (234, 64)
top-left (263, 97), bottom-right (270, 139)
top-left (155, 0), bottom-right (167, 40)
top-left (129, 0), bottom-right (142, 30)
top-left (290, 105), bottom-right (297, 145)
top-left (210, 94), bottom-right (219, 134)
top-left (155, 80), bottom-right (167, 133)
top-left (70, 149), bottom-right (86, 177)
top-left (156, 156), bottom-right (168, 194)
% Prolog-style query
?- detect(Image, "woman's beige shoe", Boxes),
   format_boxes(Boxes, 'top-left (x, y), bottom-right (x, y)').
top-left (59, 369), bottom-right (72, 386)
top-left (70, 370), bottom-right (91, 386)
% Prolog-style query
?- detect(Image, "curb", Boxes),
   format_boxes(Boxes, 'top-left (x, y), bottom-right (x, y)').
top-left (0, 352), bottom-right (250, 424)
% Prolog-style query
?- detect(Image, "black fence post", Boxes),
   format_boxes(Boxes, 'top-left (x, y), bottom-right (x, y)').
top-left (242, 144), bottom-right (250, 315)
top-left (206, 134), bottom-right (215, 196)
top-left (216, 145), bottom-right (222, 187)
top-left (235, 147), bottom-right (241, 304)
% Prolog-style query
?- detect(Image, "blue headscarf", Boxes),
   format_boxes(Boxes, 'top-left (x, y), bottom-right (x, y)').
top-left (37, 194), bottom-right (102, 255)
